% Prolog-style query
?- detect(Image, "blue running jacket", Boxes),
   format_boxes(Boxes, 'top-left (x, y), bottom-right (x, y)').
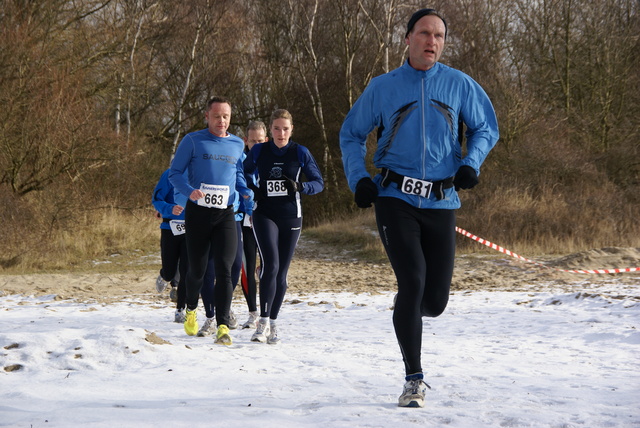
top-left (340, 60), bottom-right (499, 209)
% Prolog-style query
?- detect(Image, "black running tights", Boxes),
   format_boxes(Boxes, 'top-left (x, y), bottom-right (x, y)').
top-left (252, 212), bottom-right (302, 320)
top-left (184, 200), bottom-right (237, 327)
top-left (159, 228), bottom-right (187, 310)
top-left (241, 220), bottom-right (259, 312)
top-left (375, 197), bottom-right (456, 376)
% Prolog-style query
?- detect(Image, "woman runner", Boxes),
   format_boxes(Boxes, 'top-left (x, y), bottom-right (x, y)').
top-left (243, 109), bottom-right (324, 344)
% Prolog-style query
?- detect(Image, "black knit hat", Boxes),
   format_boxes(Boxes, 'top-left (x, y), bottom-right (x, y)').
top-left (405, 8), bottom-right (448, 39)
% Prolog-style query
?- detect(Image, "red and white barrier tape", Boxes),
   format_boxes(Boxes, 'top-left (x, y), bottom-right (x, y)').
top-left (455, 227), bottom-right (640, 274)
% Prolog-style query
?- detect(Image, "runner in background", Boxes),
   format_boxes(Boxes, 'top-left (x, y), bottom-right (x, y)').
top-left (195, 190), bottom-right (247, 336)
top-left (169, 96), bottom-right (252, 345)
top-left (243, 109), bottom-right (324, 344)
top-left (239, 120), bottom-right (268, 329)
top-left (196, 132), bottom-right (263, 336)
top-left (152, 168), bottom-right (187, 323)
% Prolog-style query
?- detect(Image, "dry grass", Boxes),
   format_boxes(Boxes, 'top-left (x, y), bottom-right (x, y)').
top-left (55, 208), bottom-right (159, 269)
top-left (1, 207), bottom-right (159, 274)
top-left (304, 183), bottom-right (640, 262)
top-left (303, 211), bottom-right (387, 263)
top-left (457, 183), bottom-right (640, 256)
top-left (2, 188), bottom-right (639, 274)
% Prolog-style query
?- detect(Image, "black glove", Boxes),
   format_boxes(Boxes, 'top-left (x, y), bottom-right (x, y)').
top-left (453, 165), bottom-right (479, 190)
top-left (283, 176), bottom-right (302, 195)
top-left (248, 182), bottom-right (266, 202)
top-left (354, 177), bottom-right (378, 208)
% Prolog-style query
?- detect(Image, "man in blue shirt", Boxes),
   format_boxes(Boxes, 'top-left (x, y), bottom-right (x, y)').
top-left (169, 96), bottom-right (252, 345)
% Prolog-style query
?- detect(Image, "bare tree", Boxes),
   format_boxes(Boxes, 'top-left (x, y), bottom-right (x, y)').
top-left (332, 0), bottom-right (411, 109)
top-left (169, 4), bottom-right (205, 157)
top-left (513, 0), bottom-right (639, 153)
top-left (0, 0), bottom-right (114, 196)
top-left (255, 0), bottom-right (339, 192)
top-left (356, 0), bottom-right (414, 74)
top-left (114, 0), bottom-right (160, 146)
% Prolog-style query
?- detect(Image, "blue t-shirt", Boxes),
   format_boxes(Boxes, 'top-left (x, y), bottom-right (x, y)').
top-left (169, 128), bottom-right (251, 207)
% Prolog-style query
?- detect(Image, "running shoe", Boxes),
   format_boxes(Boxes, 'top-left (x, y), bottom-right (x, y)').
top-left (242, 311), bottom-right (259, 329)
top-left (214, 324), bottom-right (232, 345)
top-left (228, 309), bottom-right (239, 330)
top-left (169, 286), bottom-right (178, 303)
top-left (156, 275), bottom-right (169, 293)
top-left (267, 321), bottom-right (280, 345)
top-left (174, 308), bottom-right (185, 323)
top-left (398, 379), bottom-right (431, 408)
top-left (197, 317), bottom-right (216, 337)
top-left (184, 309), bottom-right (198, 336)
top-left (251, 318), bottom-right (270, 343)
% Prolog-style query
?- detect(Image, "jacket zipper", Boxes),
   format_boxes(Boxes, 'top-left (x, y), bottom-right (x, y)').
top-left (419, 75), bottom-right (427, 208)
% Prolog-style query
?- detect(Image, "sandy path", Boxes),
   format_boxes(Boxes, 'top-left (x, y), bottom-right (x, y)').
top-left (1, 239), bottom-right (638, 304)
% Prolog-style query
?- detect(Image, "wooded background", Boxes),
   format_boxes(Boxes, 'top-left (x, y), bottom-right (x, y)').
top-left (1, 0), bottom-right (638, 268)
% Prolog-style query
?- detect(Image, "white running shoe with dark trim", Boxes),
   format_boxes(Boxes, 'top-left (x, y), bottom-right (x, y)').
top-left (197, 317), bottom-right (216, 337)
top-left (267, 321), bottom-right (280, 344)
top-left (228, 309), bottom-right (239, 330)
top-left (251, 318), bottom-right (270, 343)
top-left (174, 309), bottom-right (185, 323)
top-left (398, 379), bottom-right (431, 408)
top-left (242, 311), bottom-right (259, 329)
top-left (156, 275), bottom-right (169, 293)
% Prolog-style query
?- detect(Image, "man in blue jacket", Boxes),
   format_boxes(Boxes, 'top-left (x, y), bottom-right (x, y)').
top-left (169, 96), bottom-right (252, 345)
top-left (152, 168), bottom-right (187, 322)
top-left (340, 9), bottom-right (499, 408)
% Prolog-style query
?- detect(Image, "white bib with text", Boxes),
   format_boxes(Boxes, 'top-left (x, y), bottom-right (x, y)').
top-left (198, 183), bottom-right (230, 209)
top-left (169, 220), bottom-right (186, 236)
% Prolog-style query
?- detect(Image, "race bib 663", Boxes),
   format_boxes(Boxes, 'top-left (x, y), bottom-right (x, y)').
top-left (198, 183), bottom-right (230, 209)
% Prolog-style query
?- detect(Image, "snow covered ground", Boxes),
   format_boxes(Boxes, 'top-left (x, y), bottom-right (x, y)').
top-left (1, 281), bottom-right (639, 427)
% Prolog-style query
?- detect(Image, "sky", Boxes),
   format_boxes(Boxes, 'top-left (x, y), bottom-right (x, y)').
top-left (1, 279), bottom-right (639, 428)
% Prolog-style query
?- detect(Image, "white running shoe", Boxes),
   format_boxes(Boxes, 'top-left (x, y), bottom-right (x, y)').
top-left (228, 309), bottom-right (239, 330)
top-left (197, 317), bottom-right (217, 337)
top-left (242, 311), bottom-right (259, 329)
top-left (251, 318), bottom-right (270, 343)
top-left (156, 275), bottom-right (169, 293)
top-left (174, 309), bottom-right (185, 323)
top-left (267, 321), bottom-right (280, 344)
top-left (398, 379), bottom-right (431, 408)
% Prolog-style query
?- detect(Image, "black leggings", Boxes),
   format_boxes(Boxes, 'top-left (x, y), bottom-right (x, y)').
top-left (252, 212), bottom-right (302, 320)
top-left (159, 228), bottom-right (187, 310)
top-left (184, 200), bottom-right (237, 327)
top-left (200, 220), bottom-right (243, 318)
top-left (375, 197), bottom-right (456, 376)
top-left (241, 220), bottom-right (259, 312)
